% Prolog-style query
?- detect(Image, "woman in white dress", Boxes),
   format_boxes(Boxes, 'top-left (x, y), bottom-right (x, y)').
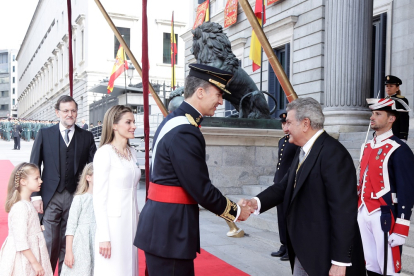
top-left (93, 105), bottom-right (141, 276)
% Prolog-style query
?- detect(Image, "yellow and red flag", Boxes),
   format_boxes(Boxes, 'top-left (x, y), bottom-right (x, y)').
top-left (107, 45), bottom-right (128, 94)
top-left (249, 0), bottom-right (266, 72)
top-left (193, 0), bottom-right (210, 29)
top-left (171, 12), bottom-right (177, 89)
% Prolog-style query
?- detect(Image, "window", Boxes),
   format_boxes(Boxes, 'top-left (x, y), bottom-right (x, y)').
top-left (1, 91), bottom-right (9, 97)
top-left (163, 33), bottom-right (178, 64)
top-left (13, 66), bottom-right (15, 72)
top-left (371, 13), bottom-right (387, 98)
top-left (114, 27), bottom-right (130, 59)
top-left (0, 53), bottom-right (7, 64)
top-left (13, 99), bottom-right (15, 105)
top-left (0, 76), bottom-right (9, 84)
top-left (13, 77), bottom-right (15, 84)
top-left (268, 44), bottom-right (290, 118)
top-left (13, 88), bottom-right (15, 94)
top-left (12, 55), bottom-right (15, 61)
top-left (131, 105), bottom-right (149, 114)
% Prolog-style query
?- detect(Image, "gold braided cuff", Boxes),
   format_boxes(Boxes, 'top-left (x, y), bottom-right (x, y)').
top-left (219, 197), bottom-right (238, 222)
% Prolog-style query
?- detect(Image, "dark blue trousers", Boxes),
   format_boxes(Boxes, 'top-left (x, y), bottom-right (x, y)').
top-left (145, 251), bottom-right (195, 276)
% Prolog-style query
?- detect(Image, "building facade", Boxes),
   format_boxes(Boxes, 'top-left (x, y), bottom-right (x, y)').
top-left (17, 0), bottom-right (190, 123)
top-left (182, 0), bottom-right (414, 132)
top-left (0, 49), bottom-right (18, 118)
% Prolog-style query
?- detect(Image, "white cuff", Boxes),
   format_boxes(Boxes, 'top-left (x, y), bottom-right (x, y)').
top-left (252, 197), bottom-right (261, 215)
top-left (331, 260), bottom-right (352, 266)
top-left (31, 196), bottom-right (42, 202)
top-left (233, 204), bottom-right (241, 222)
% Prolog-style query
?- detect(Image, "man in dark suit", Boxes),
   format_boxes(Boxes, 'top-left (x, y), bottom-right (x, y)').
top-left (245, 98), bottom-right (365, 276)
top-left (271, 113), bottom-right (299, 261)
top-left (30, 95), bottom-right (96, 275)
top-left (80, 119), bottom-right (88, 130)
top-left (11, 120), bottom-right (23, 150)
top-left (135, 64), bottom-right (250, 276)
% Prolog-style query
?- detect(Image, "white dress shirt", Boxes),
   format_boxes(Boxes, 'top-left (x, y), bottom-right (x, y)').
top-left (59, 123), bottom-right (75, 146)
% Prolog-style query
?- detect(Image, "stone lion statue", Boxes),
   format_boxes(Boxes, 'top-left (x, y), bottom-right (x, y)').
top-left (190, 22), bottom-right (274, 119)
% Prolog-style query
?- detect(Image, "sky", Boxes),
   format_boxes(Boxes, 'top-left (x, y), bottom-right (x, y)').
top-left (0, 0), bottom-right (39, 51)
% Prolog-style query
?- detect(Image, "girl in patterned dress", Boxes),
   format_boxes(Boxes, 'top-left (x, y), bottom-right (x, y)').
top-left (61, 163), bottom-right (95, 276)
top-left (0, 162), bottom-right (53, 276)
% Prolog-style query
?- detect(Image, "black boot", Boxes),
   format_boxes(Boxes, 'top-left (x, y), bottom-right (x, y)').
top-left (271, 245), bottom-right (286, 257)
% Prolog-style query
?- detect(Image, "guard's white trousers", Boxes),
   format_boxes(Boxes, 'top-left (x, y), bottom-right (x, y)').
top-left (357, 205), bottom-right (398, 275)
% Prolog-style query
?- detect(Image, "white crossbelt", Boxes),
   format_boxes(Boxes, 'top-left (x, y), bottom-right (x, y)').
top-left (151, 116), bottom-right (190, 174)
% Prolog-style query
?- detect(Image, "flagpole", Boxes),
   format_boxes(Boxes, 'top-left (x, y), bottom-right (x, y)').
top-left (240, 0), bottom-right (298, 102)
top-left (66, 0), bottom-right (73, 97)
top-left (172, 11), bottom-right (175, 91)
top-left (93, 0), bottom-right (168, 116)
top-left (259, 0), bottom-right (264, 92)
top-left (124, 48), bottom-right (127, 106)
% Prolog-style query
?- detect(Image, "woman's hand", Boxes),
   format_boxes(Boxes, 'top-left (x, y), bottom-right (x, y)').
top-left (99, 241), bottom-right (111, 259)
top-left (64, 250), bottom-right (75, 268)
top-left (32, 261), bottom-right (45, 276)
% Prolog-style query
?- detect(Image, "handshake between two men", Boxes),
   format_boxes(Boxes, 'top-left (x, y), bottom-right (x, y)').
top-left (237, 198), bottom-right (258, 222)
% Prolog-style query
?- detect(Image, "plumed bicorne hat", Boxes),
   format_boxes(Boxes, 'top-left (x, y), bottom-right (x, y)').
top-left (367, 98), bottom-right (410, 112)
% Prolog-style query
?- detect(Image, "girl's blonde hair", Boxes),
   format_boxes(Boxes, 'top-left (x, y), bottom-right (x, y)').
top-left (99, 105), bottom-right (133, 148)
top-left (75, 163), bottom-right (94, 195)
top-left (5, 162), bottom-right (39, 213)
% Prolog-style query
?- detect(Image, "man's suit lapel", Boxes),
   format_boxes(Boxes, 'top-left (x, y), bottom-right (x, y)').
top-left (74, 126), bottom-right (84, 174)
top-left (290, 132), bottom-right (327, 204)
top-left (47, 124), bottom-right (60, 173)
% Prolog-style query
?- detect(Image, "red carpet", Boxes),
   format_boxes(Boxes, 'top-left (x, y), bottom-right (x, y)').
top-left (139, 248), bottom-right (249, 276)
top-left (0, 160), bottom-right (248, 276)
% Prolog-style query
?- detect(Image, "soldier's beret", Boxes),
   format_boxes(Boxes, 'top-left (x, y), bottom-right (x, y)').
top-left (385, 75), bottom-right (402, 86)
top-left (188, 63), bottom-right (232, 94)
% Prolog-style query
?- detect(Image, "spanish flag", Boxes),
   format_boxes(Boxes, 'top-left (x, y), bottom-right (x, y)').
top-left (249, 0), bottom-right (266, 72)
top-left (171, 11), bottom-right (177, 89)
top-left (107, 45), bottom-right (128, 94)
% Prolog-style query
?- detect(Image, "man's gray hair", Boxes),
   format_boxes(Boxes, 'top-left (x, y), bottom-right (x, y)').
top-left (286, 97), bottom-right (324, 129)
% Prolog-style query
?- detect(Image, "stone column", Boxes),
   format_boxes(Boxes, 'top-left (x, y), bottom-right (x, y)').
top-left (324, 0), bottom-right (373, 132)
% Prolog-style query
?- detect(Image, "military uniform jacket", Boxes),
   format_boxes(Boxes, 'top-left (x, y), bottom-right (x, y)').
top-left (273, 135), bottom-right (299, 184)
top-left (386, 94), bottom-right (409, 140)
top-left (358, 129), bottom-right (414, 266)
top-left (135, 101), bottom-right (238, 260)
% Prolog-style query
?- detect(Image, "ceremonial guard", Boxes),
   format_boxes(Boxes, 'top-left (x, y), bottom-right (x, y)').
top-left (135, 64), bottom-right (250, 276)
top-left (384, 75), bottom-right (409, 140)
top-left (358, 98), bottom-right (414, 276)
top-left (271, 113), bottom-right (299, 261)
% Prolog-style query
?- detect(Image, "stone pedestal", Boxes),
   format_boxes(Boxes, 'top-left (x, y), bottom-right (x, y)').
top-left (324, 0), bottom-right (374, 133)
top-left (200, 127), bottom-right (284, 195)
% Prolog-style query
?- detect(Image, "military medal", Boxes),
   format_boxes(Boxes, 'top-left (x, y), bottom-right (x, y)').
top-left (376, 149), bottom-right (383, 160)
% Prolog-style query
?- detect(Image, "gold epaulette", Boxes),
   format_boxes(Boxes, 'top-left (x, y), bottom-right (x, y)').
top-left (219, 197), bottom-right (237, 222)
top-left (396, 95), bottom-right (405, 99)
top-left (185, 114), bottom-right (198, 127)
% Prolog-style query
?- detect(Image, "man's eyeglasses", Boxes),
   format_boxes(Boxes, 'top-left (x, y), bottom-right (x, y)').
top-left (59, 109), bottom-right (78, 115)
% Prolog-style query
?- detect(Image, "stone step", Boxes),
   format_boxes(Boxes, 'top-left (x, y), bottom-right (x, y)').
top-left (259, 175), bottom-right (274, 186)
top-left (242, 184), bottom-right (270, 196)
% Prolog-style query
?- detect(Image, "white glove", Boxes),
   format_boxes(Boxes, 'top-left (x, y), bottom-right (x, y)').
top-left (388, 233), bottom-right (406, 247)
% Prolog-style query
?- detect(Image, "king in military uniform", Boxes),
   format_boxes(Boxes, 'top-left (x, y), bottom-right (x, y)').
top-left (384, 75), bottom-right (410, 141)
top-left (358, 98), bottom-right (414, 276)
top-left (134, 64), bottom-right (251, 275)
top-left (271, 113), bottom-right (299, 261)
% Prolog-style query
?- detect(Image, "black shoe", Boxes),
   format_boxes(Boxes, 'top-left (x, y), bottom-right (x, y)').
top-left (280, 252), bottom-right (289, 261)
top-left (271, 247), bottom-right (286, 257)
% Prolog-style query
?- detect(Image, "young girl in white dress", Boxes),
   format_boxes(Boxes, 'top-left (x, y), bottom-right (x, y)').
top-left (61, 163), bottom-right (95, 276)
top-left (0, 162), bottom-right (53, 276)
top-left (93, 105), bottom-right (141, 276)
